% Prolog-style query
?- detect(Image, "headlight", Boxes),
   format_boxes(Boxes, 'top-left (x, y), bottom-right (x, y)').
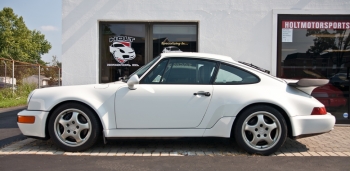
top-left (27, 90), bottom-right (36, 104)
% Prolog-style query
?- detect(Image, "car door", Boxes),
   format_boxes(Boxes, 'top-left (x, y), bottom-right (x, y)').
top-left (115, 57), bottom-right (218, 128)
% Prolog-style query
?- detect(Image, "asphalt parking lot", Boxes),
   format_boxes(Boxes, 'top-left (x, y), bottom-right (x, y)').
top-left (1, 126), bottom-right (350, 157)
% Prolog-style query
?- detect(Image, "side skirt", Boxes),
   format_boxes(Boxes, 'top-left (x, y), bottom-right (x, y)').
top-left (104, 117), bottom-right (235, 138)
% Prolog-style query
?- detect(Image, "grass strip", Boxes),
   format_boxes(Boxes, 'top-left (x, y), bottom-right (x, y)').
top-left (0, 83), bottom-right (36, 108)
top-left (0, 97), bottom-right (27, 108)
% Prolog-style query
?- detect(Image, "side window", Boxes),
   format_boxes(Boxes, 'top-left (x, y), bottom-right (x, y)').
top-left (214, 64), bottom-right (259, 84)
top-left (140, 59), bottom-right (169, 84)
top-left (161, 58), bottom-right (217, 84)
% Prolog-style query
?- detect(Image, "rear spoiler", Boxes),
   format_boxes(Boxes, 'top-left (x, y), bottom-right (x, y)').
top-left (287, 79), bottom-right (329, 95)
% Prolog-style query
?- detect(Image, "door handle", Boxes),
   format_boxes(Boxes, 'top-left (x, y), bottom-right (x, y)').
top-left (194, 92), bottom-right (211, 96)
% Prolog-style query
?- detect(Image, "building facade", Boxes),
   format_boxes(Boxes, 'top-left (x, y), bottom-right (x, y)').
top-left (62, 0), bottom-right (350, 123)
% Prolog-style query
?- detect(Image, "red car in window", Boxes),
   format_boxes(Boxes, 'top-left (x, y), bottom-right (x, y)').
top-left (311, 83), bottom-right (347, 109)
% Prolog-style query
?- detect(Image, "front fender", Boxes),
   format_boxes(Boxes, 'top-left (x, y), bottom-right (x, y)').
top-left (27, 84), bottom-right (121, 130)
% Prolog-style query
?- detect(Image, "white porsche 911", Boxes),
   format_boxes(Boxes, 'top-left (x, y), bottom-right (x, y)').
top-left (17, 53), bottom-right (335, 155)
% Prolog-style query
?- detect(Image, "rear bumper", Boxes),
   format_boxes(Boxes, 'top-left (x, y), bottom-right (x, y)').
top-left (291, 113), bottom-right (335, 137)
top-left (17, 110), bottom-right (48, 138)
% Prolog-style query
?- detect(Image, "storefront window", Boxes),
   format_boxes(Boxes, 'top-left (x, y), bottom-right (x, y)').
top-left (152, 24), bottom-right (198, 58)
top-left (99, 23), bottom-right (146, 83)
top-left (277, 15), bottom-right (350, 124)
top-left (99, 22), bottom-right (198, 83)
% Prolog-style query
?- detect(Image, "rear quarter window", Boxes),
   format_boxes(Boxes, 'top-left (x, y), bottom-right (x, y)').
top-left (214, 63), bottom-right (259, 84)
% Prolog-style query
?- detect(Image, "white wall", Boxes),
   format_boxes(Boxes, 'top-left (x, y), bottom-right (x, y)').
top-left (62, 0), bottom-right (350, 85)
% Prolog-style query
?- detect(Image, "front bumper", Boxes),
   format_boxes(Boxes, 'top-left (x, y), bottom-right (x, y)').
top-left (291, 113), bottom-right (336, 137)
top-left (17, 110), bottom-right (49, 138)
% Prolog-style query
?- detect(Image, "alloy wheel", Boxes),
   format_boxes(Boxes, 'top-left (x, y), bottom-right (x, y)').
top-left (241, 111), bottom-right (282, 151)
top-left (53, 109), bottom-right (92, 147)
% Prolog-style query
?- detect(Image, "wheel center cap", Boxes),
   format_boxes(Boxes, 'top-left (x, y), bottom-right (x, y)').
top-left (258, 128), bottom-right (265, 134)
top-left (69, 125), bottom-right (75, 131)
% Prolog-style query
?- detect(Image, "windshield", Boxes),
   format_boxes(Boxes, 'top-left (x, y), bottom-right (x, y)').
top-left (127, 56), bottom-right (161, 80)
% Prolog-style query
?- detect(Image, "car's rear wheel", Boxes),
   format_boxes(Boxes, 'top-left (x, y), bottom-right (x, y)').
top-left (48, 103), bottom-right (101, 152)
top-left (233, 105), bottom-right (287, 155)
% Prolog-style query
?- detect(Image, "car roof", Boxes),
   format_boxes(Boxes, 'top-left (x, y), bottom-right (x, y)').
top-left (161, 52), bottom-right (237, 63)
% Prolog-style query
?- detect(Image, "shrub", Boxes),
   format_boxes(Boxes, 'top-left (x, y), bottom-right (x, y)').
top-left (0, 83), bottom-right (36, 107)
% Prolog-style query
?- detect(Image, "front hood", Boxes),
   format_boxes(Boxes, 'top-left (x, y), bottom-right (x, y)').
top-left (94, 84), bottom-right (109, 89)
top-left (37, 81), bottom-right (127, 91)
top-left (27, 82), bottom-right (127, 111)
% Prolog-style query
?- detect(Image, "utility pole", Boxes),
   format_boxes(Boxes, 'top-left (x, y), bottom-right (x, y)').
top-left (2, 61), bottom-right (6, 87)
top-left (12, 60), bottom-right (14, 94)
top-left (38, 65), bottom-right (41, 88)
top-left (58, 67), bottom-right (60, 86)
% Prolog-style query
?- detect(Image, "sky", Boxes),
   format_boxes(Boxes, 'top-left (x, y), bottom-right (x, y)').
top-left (0, 0), bottom-right (61, 64)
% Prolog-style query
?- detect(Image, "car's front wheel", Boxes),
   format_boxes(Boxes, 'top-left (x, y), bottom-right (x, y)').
top-left (48, 103), bottom-right (101, 152)
top-left (233, 105), bottom-right (287, 155)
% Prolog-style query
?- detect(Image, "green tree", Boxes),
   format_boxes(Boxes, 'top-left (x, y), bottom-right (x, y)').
top-left (0, 7), bottom-right (51, 64)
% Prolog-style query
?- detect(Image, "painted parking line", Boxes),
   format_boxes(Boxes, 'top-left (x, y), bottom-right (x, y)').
top-left (1, 127), bottom-right (350, 156)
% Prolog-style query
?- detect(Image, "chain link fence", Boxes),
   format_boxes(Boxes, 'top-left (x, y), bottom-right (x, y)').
top-left (0, 57), bottom-right (61, 91)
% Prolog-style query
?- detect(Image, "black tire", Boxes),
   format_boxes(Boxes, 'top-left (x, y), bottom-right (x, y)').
top-left (48, 102), bottom-right (101, 152)
top-left (233, 105), bottom-right (287, 155)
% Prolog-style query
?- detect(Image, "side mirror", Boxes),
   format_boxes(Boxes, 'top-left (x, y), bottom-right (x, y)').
top-left (127, 75), bottom-right (140, 90)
